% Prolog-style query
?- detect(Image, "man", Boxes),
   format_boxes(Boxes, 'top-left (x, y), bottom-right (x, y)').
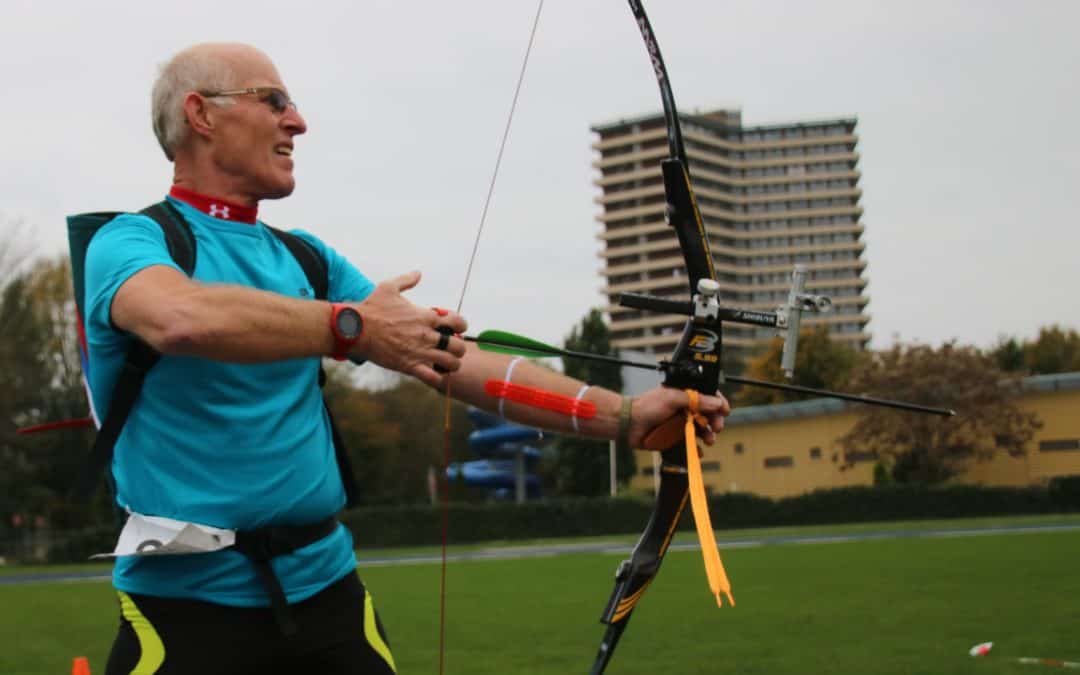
top-left (87, 43), bottom-right (730, 675)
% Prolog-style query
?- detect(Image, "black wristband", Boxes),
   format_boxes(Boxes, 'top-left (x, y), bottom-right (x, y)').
top-left (616, 396), bottom-right (633, 452)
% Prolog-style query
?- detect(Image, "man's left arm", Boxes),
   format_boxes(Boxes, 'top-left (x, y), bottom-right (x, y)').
top-left (442, 344), bottom-right (730, 450)
top-left (295, 232), bottom-right (730, 443)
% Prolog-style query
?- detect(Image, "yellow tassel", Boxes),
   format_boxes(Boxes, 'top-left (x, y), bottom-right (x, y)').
top-left (684, 390), bottom-right (734, 607)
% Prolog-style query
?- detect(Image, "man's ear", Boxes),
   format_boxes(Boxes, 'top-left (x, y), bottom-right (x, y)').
top-left (183, 92), bottom-right (216, 140)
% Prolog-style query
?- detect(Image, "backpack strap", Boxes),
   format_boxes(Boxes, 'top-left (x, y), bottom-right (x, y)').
top-left (75, 340), bottom-right (162, 500)
top-left (267, 227), bottom-right (360, 508)
top-left (267, 227), bottom-right (328, 301)
top-left (323, 400), bottom-right (360, 508)
top-left (142, 201), bottom-right (196, 275)
top-left (75, 202), bottom-right (191, 500)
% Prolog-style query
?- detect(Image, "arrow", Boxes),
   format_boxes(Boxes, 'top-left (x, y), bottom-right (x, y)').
top-left (466, 329), bottom-right (955, 417)
top-left (466, 330), bottom-right (663, 371)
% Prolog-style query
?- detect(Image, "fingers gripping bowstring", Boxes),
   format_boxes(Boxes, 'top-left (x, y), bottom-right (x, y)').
top-left (439, 4), bottom-right (545, 674)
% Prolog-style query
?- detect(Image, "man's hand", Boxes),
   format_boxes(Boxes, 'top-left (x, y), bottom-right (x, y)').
top-left (629, 387), bottom-right (731, 451)
top-left (349, 271), bottom-right (467, 387)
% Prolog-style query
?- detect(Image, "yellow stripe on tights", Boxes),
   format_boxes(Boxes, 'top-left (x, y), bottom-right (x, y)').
top-left (118, 592), bottom-right (166, 674)
top-left (364, 590), bottom-right (397, 672)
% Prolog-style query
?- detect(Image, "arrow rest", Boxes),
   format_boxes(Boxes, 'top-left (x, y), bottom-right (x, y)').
top-left (692, 278), bottom-right (721, 321)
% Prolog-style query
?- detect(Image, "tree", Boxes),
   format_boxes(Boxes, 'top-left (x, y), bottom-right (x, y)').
top-left (324, 370), bottom-right (473, 506)
top-left (0, 215), bottom-right (35, 289)
top-left (989, 325), bottom-right (1080, 376)
top-left (737, 326), bottom-right (865, 406)
top-left (1, 257), bottom-right (103, 529)
top-left (839, 342), bottom-right (1042, 484)
top-left (990, 336), bottom-right (1025, 373)
top-left (1024, 325), bottom-right (1080, 375)
top-left (552, 309), bottom-right (634, 496)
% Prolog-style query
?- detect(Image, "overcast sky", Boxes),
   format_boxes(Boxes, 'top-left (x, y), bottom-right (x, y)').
top-left (3, 0), bottom-right (1077, 356)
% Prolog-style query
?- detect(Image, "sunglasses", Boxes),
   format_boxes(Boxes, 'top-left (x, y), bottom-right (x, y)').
top-left (199, 87), bottom-right (297, 114)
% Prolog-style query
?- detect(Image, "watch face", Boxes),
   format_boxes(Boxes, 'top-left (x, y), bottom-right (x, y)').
top-left (336, 308), bottom-right (363, 339)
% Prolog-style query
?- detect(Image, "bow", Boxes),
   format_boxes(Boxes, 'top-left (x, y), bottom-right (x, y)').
top-left (588, 5), bottom-right (717, 670)
top-left (445, 2), bottom-right (953, 672)
top-left (587, 2), bottom-right (952, 672)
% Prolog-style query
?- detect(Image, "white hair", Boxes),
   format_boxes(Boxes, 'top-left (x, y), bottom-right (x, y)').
top-left (150, 47), bottom-right (239, 161)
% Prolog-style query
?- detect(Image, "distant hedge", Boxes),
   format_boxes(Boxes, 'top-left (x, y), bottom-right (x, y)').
top-left (342, 477), bottom-right (1080, 549)
top-left (12, 477), bottom-right (1079, 563)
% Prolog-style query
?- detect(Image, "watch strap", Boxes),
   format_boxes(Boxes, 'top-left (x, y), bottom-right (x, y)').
top-left (329, 304), bottom-right (361, 361)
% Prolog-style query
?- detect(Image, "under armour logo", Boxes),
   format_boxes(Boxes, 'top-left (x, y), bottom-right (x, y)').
top-left (209, 204), bottom-right (230, 219)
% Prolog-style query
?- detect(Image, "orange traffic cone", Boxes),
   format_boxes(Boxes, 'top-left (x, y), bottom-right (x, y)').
top-left (71, 656), bottom-right (91, 675)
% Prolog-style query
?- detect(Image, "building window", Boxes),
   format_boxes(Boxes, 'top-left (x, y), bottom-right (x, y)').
top-left (810, 447), bottom-right (822, 459)
top-left (764, 456), bottom-right (794, 469)
top-left (845, 451), bottom-right (877, 463)
top-left (642, 466), bottom-right (655, 476)
top-left (701, 461), bottom-right (721, 472)
top-left (1040, 439), bottom-right (1080, 452)
top-left (734, 443), bottom-right (744, 454)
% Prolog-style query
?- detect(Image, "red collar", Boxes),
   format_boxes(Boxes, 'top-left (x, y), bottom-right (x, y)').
top-left (169, 185), bottom-right (258, 224)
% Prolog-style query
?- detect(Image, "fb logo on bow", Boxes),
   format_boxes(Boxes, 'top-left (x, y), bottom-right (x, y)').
top-left (688, 330), bottom-right (718, 353)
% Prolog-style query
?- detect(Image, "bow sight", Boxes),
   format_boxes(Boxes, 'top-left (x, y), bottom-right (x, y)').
top-left (620, 264), bottom-right (833, 384)
top-left (620, 263), bottom-right (952, 417)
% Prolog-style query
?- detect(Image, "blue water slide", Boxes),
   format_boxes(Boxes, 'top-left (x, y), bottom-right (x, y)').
top-left (446, 459), bottom-right (541, 492)
top-left (468, 425), bottom-right (545, 452)
top-left (452, 408), bottom-right (547, 498)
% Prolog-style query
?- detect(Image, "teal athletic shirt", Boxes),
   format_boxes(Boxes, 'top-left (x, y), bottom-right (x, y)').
top-left (83, 195), bottom-right (375, 606)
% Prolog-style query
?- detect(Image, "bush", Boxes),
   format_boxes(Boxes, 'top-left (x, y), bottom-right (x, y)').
top-left (1048, 475), bottom-right (1080, 510)
top-left (33, 482), bottom-right (1080, 562)
top-left (340, 483), bottom-right (1079, 549)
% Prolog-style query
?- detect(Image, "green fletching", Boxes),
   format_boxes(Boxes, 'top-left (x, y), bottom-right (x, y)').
top-left (473, 330), bottom-right (562, 358)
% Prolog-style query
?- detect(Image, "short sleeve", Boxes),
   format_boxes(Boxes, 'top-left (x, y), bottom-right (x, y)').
top-left (289, 229), bottom-right (375, 303)
top-left (83, 213), bottom-right (183, 338)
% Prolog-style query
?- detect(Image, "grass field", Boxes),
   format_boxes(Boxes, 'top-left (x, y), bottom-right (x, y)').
top-left (2, 517), bottom-right (1078, 674)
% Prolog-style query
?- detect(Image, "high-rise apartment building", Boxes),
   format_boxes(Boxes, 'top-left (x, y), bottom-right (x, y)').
top-left (591, 109), bottom-right (871, 359)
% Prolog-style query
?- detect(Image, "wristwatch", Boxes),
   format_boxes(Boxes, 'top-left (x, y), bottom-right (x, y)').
top-left (329, 304), bottom-right (363, 361)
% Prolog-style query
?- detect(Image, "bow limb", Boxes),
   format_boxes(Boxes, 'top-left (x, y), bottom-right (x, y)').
top-left (590, 3), bottom-right (729, 673)
top-left (590, 446), bottom-right (690, 675)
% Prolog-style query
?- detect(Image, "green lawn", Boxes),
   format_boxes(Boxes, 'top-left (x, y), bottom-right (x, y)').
top-left (2, 520), bottom-right (1078, 674)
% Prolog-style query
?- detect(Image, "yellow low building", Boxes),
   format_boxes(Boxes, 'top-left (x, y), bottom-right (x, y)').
top-left (632, 372), bottom-right (1080, 498)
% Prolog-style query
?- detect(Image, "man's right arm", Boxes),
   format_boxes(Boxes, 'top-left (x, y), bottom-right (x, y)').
top-left (111, 266), bottom-right (467, 385)
top-left (111, 264), bottom-right (337, 362)
top-left (89, 215), bottom-right (465, 380)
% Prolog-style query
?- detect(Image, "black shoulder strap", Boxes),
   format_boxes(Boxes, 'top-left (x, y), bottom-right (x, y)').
top-left (142, 201), bottom-right (197, 276)
top-left (75, 201), bottom-right (192, 500)
top-left (76, 340), bottom-right (162, 500)
top-left (266, 227), bottom-right (328, 300)
top-left (265, 227), bottom-right (360, 507)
